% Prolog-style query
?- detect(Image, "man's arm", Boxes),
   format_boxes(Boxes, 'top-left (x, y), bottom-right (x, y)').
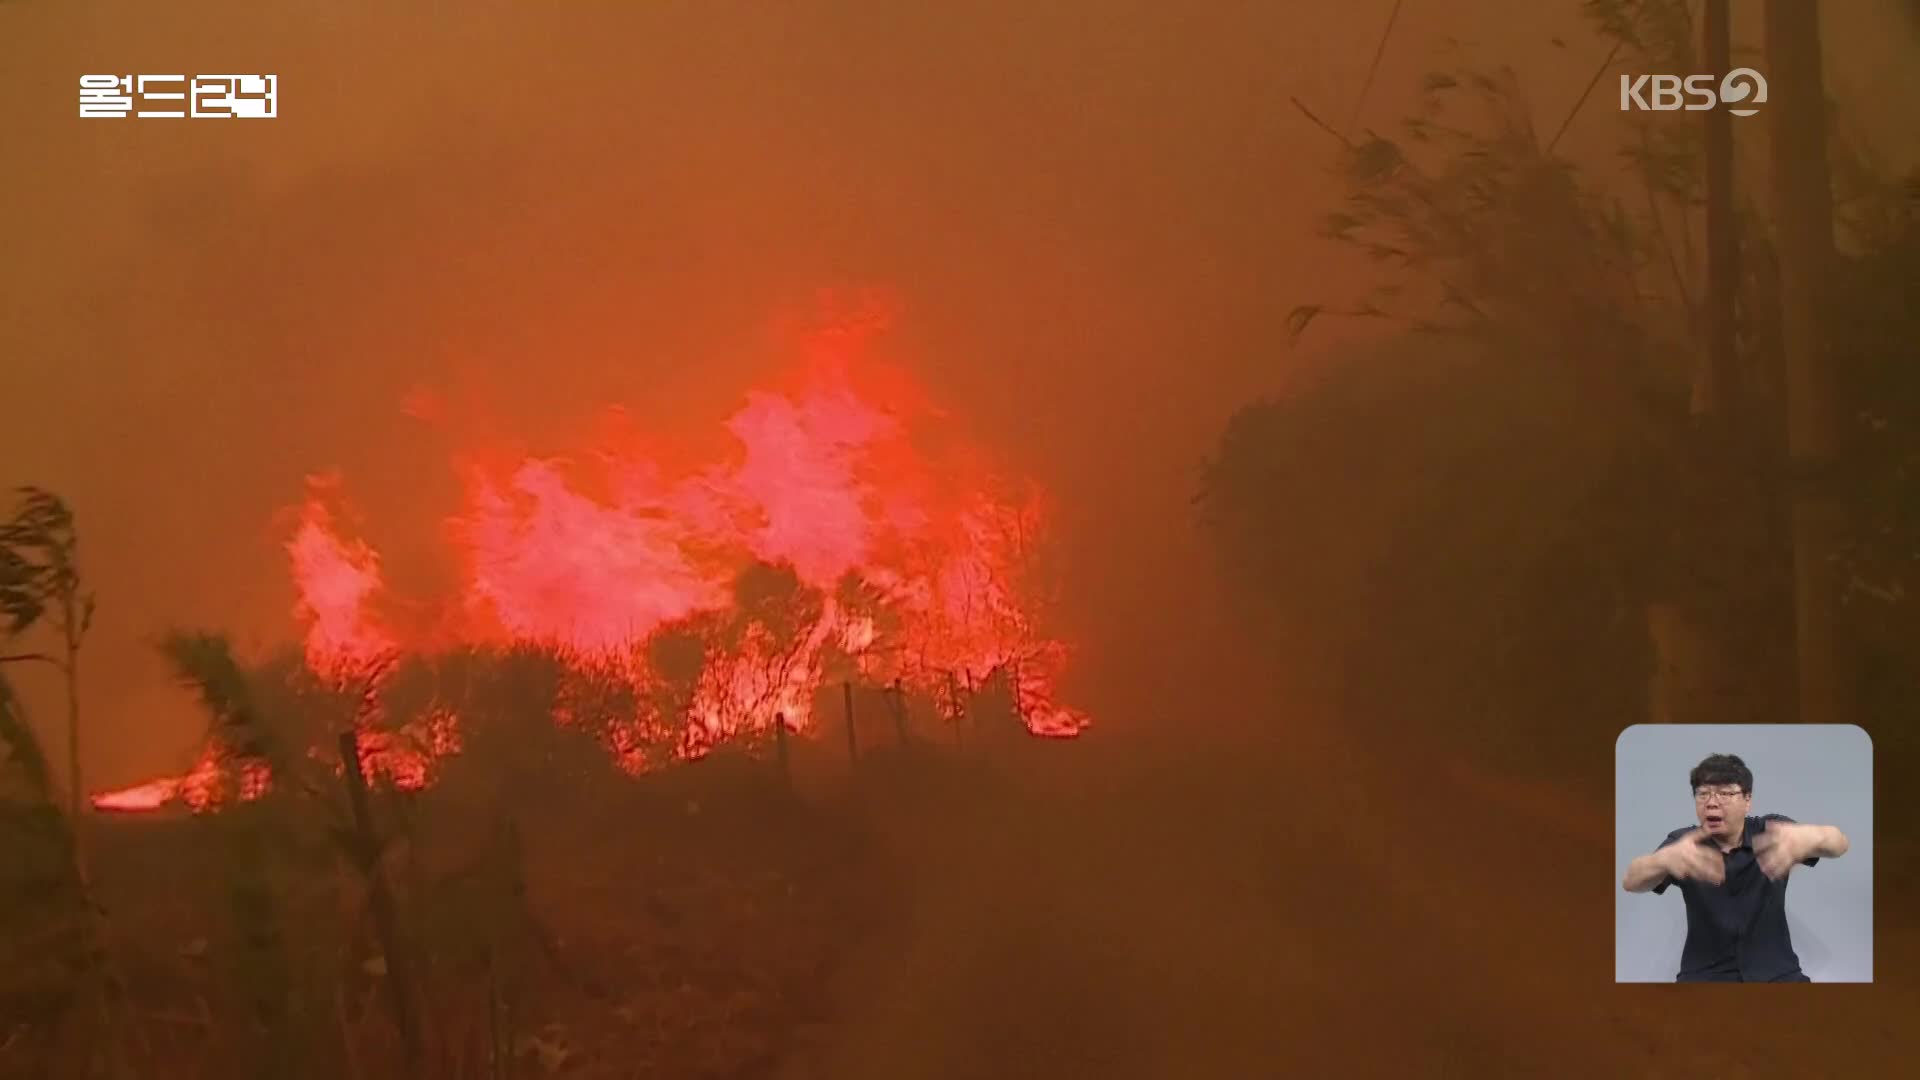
top-left (1623, 828), bottom-right (1723, 892)
top-left (1806, 825), bottom-right (1849, 858)
top-left (1783, 824), bottom-right (1850, 858)
top-left (1622, 848), bottom-right (1675, 893)
top-left (1755, 817), bottom-right (1849, 879)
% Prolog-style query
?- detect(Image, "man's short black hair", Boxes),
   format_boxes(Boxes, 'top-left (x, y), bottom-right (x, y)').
top-left (1690, 753), bottom-right (1753, 794)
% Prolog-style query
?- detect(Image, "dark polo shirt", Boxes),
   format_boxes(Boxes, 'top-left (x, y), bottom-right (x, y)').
top-left (1653, 813), bottom-right (1820, 982)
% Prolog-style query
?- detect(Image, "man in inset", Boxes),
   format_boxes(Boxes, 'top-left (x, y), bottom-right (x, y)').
top-left (1621, 752), bottom-right (1851, 982)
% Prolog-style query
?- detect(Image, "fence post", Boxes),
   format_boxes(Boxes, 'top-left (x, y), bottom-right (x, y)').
top-left (947, 672), bottom-right (965, 751)
top-left (889, 678), bottom-right (908, 746)
top-left (774, 711), bottom-right (791, 790)
top-left (842, 681), bottom-right (858, 767)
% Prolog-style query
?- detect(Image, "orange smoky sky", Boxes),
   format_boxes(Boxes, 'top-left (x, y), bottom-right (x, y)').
top-left (1, 1), bottom-right (1915, 792)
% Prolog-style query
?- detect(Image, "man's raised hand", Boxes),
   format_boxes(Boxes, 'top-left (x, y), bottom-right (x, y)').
top-left (1662, 829), bottom-right (1726, 886)
top-left (1753, 822), bottom-right (1813, 881)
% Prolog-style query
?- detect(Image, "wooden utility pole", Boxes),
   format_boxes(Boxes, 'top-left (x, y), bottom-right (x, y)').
top-left (1657, 0), bottom-right (1741, 727)
top-left (1697, 0), bottom-right (1737, 419)
top-left (1764, 0), bottom-right (1847, 726)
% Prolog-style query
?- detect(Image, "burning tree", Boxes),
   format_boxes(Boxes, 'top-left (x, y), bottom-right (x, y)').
top-left (887, 488), bottom-right (1086, 740)
top-left (626, 560), bottom-right (829, 760)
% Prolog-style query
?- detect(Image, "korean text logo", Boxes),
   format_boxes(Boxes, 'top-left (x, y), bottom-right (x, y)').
top-left (79, 75), bottom-right (278, 119)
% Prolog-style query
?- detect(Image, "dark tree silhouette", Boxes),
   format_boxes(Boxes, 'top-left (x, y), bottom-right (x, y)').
top-left (0, 489), bottom-right (96, 866)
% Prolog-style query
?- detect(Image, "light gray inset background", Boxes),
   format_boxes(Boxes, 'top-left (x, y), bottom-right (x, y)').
top-left (1615, 724), bottom-right (1873, 983)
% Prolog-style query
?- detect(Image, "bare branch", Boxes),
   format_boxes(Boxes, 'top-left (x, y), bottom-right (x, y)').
top-left (1348, 0), bottom-right (1407, 137)
top-left (1292, 97), bottom-right (1355, 149)
top-left (1639, 127), bottom-right (1699, 326)
top-left (1547, 40), bottom-right (1623, 154)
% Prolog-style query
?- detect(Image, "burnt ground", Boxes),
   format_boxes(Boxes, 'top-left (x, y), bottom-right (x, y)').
top-left (43, 699), bottom-right (1920, 1078)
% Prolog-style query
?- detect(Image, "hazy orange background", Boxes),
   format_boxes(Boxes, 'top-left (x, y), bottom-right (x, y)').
top-left (2, 0), bottom-right (1915, 793)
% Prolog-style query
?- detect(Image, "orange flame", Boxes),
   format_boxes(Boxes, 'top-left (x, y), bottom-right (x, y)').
top-left (93, 299), bottom-right (1088, 812)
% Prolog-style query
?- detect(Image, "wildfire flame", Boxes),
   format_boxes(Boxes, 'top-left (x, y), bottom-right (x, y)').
top-left (93, 298), bottom-right (1088, 813)
top-left (289, 486), bottom-right (397, 675)
top-left (91, 742), bottom-right (269, 814)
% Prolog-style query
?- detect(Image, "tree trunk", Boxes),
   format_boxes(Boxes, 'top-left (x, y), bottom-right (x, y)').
top-left (63, 590), bottom-right (85, 881)
top-left (1765, 0), bottom-right (1848, 727)
top-left (338, 730), bottom-right (423, 1072)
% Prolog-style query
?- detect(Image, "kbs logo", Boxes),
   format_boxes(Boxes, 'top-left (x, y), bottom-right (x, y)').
top-left (1619, 68), bottom-right (1767, 117)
